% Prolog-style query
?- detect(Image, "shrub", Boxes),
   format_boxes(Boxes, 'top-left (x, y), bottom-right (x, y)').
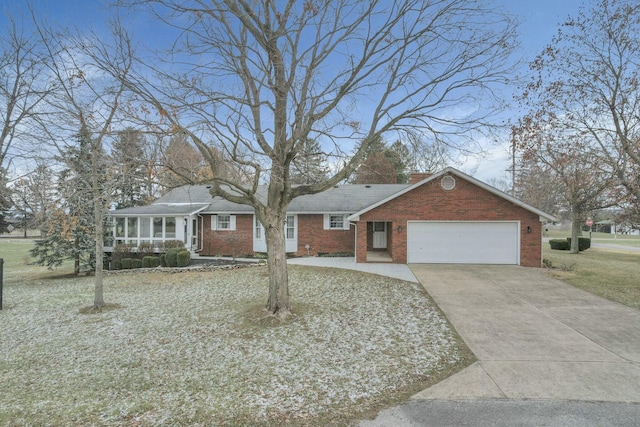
top-left (176, 250), bottom-right (191, 267)
top-left (121, 258), bottom-right (133, 269)
top-left (567, 237), bottom-right (591, 251)
top-left (162, 240), bottom-right (185, 250)
top-left (165, 248), bottom-right (180, 267)
top-left (131, 259), bottom-right (142, 269)
top-left (159, 254), bottom-right (167, 267)
top-left (112, 243), bottom-right (135, 264)
top-left (137, 242), bottom-right (155, 259)
top-left (142, 256), bottom-right (161, 268)
top-left (112, 260), bottom-right (122, 270)
top-left (542, 258), bottom-right (553, 269)
top-left (549, 239), bottom-right (570, 250)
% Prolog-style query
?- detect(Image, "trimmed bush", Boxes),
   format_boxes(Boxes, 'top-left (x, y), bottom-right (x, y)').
top-left (165, 248), bottom-right (180, 267)
top-left (160, 254), bottom-right (167, 267)
top-left (121, 258), bottom-right (133, 269)
top-left (567, 237), bottom-right (591, 251)
top-left (112, 260), bottom-right (122, 270)
top-left (176, 250), bottom-right (191, 267)
top-left (549, 239), bottom-right (570, 250)
top-left (132, 259), bottom-right (143, 269)
top-left (142, 256), bottom-right (160, 268)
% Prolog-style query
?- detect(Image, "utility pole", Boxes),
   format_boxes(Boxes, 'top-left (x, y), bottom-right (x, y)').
top-left (506, 139), bottom-right (516, 196)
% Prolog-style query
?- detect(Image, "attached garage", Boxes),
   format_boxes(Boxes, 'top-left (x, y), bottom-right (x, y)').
top-left (406, 221), bottom-right (520, 264)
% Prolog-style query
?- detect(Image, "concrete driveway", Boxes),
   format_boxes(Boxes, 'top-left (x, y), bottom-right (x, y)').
top-left (409, 265), bottom-right (640, 402)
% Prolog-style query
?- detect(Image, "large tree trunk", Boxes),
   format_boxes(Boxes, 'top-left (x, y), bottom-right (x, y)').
top-left (264, 214), bottom-right (290, 319)
top-left (569, 207), bottom-right (582, 254)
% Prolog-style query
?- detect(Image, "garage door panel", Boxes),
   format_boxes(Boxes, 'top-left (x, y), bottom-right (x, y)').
top-left (407, 221), bottom-right (519, 264)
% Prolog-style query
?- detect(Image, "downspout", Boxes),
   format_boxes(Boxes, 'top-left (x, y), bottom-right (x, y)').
top-left (350, 221), bottom-right (357, 264)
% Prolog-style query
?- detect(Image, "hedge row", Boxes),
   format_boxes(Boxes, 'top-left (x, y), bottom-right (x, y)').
top-left (112, 250), bottom-right (191, 270)
top-left (549, 237), bottom-right (591, 251)
top-left (111, 240), bottom-right (191, 270)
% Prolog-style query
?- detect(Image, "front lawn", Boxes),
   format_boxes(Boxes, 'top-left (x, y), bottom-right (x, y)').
top-left (543, 246), bottom-right (640, 309)
top-left (0, 246), bottom-right (472, 426)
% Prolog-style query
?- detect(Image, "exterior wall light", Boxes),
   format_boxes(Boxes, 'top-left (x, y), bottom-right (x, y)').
top-left (527, 226), bottom-right (532, 233)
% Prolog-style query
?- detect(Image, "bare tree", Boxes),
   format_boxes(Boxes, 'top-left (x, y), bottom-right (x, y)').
top-left (121, 0), bottom-right (517, 318)
top-left (512, 123), bottom-right (620, 253)
top-left (32, 17), bottom-right (133, 309)
top-left (0, 15), bottom-right (54, 180)
top-left (517, 0), bottom-right (640, 214)
top-left (12, 161), bottom-right (56, 237)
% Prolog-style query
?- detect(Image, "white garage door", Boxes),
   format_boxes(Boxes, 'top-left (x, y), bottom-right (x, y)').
top-left (407, 221), bottom-right (519, 264)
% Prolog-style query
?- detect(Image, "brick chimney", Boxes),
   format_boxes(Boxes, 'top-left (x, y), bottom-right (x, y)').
top-left (410, 172), bottom-right (432, 184)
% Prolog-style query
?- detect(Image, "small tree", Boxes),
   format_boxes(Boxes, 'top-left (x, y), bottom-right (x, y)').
top-left (30, 15), bottom-right (133, 309)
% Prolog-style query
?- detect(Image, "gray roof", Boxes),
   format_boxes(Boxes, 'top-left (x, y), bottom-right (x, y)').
top-left (110, 203), bottom-right (209, 216)
top-left (109, 167), bottom-right (558, 222)
top-left (289, 184), bottom-right (409, 213)
top-left (110, 184), bottom-right (410, 216)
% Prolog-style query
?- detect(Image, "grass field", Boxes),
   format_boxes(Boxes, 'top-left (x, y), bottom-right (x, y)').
top-left (0, 240), bottom-right (472, 426)
top-left (545, 229), bottom-right (640, 247)
top-left (543, 244), bottom-right (640, 309)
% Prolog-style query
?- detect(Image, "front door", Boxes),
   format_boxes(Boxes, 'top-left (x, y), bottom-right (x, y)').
top-left (373, 221), bottom-right (387, 249)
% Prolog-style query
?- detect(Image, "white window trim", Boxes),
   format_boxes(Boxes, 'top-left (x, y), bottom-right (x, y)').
top-left (323, 214), bottom-right (350, 230)
top-left (212, 214), bottom-right (236, 231)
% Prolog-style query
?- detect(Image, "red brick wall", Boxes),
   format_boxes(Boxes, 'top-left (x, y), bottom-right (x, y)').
top-left (200, 214), bottom-right (254, 256)
top-left (296, 214), bottom-right (355, 256)
top-left (355, 175), bottom-right (543, 267)
top-left (200, 213), bottom-right (356, 257)
top-left (410, 172), bottom-right (432, 183)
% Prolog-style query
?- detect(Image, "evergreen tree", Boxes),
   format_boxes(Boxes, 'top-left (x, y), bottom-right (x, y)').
top-left (31, 127), bottom-right (107, 274)
top-left (290, 139), bottom-right (329, 185)
top-left (111, 128), bottom-right (154, 208)
top-left (353, 138), bottom-right (410, 184)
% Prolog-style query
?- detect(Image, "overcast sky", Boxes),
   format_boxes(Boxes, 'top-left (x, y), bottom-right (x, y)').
top-left (1, 0), bottom-right (586, 185)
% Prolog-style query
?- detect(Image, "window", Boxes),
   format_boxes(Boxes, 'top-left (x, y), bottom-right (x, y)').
top-left (286, 215), bottom-right (295, 239)
top-left (329, 215), bottom-right (344, 229)
top-left (153, 217), bottom-right (163, 237)
top-left (255, 216), bottom-right (262, 239)
top-left (140, 218), bottom-right (151, 238)
top-left (165, 217), bottom-right (176, 238)
top-left (115, 218), bottom-right (125, 238)
top-left (217, 215), bottom-right (230, 230)
top-left (324, 214), bottom-right (348, 230)
top-left (213, 215), bottom-right (236, 231)
top-left (112, 216), bottom-right (181, 248)
top-left (441, 175), bottom-right (456, 190)
top-left (127, 217), bottom-right (138, 238)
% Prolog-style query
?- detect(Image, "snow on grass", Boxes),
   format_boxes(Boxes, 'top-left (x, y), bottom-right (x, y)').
top-left (0, 265), bottom-right (470, 426)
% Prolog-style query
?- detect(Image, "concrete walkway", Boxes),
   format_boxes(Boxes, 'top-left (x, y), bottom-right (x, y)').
top-left (410, 265), bottom-right (640, 402)
top-left (287, 256), bottom-right (418, 283)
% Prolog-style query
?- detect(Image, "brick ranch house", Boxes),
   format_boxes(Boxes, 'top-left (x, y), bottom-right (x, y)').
top-left (107, 167), bottom-right (556, 267)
